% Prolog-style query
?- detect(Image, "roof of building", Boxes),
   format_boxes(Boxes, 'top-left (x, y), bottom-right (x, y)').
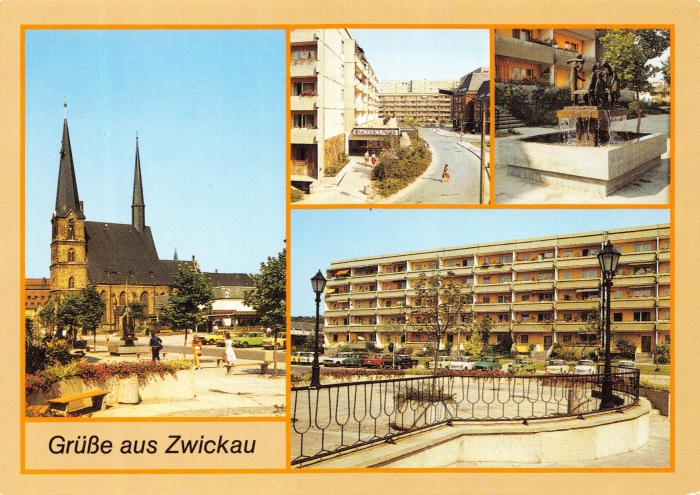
top-left (456, 70), bottom-right (491, 94)
top-left (206, 272), bottom-right (253, 288)
top-left (85, 221), bottom-right (181, 286)
top-left (54, 119), bottom-right (85, 219)
top-left (26, 278), bottom-right (51, 290)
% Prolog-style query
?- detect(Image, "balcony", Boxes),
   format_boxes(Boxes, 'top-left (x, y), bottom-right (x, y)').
top-left (657, 274), bottom-right (670, 285)
top-left (291, 127), bottom-right (317, 144)
top-left (474, 303), bottom-right (512, 313)
top-left (619, 251), bottom-right (657, 265)
top-left (474, 283), bottom-right (512, 294)
top-left (495, 34), bottom-right (554, 65)
top-left (610, 298), bottom-right (656, 310)
top-left (555, 256), bottom-right (599, 269)
top-left (377, 307), bottom-right (408, 315)
top-left (512, 280), bottom-right (555, 292)
top-left (290, 59), bottom-right (317, 77)
top-left (513, 259), bottom-right (555, 271)
top-left (553, 47), bottom-right (588, 67)
top-left (513, 301), bottom-right (554, 311)
top-left (613, 275), bottom-right (657, 288)
top-left (350, 308), bottom-right (378, 316)
top-left (325, 293), bottom-right (350, 302)
top-left (656, 297), bottom-right (670, 309)
top-left (324, 309), bottom-right (350, 318)
top-left (658, 250), bottom-right (670, 262)
top-left (611, 322), bottom-right (656, 332)
top-left (556, 278), bottom-right (600, 290)
top-left (512, 323), bottom-right (553, 333)
top-left (291, 95), bottom-right (317, 111)
top-left (555, 300), bottom-right (599, 311)
top-left (554, 321), bottom-right (589, 331)
top-left (349, 291), bottom-right (376, 299)
top-left (348, 325), bottom-right (377, 333)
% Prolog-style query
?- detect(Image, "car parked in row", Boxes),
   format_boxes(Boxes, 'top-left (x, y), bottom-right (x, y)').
top-left (473, 356), bottom-right (502, 371)
top-left (261, 333), bottom-right (286, 350)
top-left (382, 355), bottom-right (419, 369)
top-left (508, 358), bottom-right (536, 374)
top-left (362, 354), bottom-right (391, 369)
top-left (323, 352), bottom-right (354, 367)
top-left (232, 332), bottom-right (266, 348)
top-left (342, 353), bottom-right (368, 368)
top-left (574, 359), bottom-right (597, 375)
top-left (617, 360), bottom-right (636, 370)
top-left (291, 351), bottom-right (314, 365)
top-left (448, 356), bottom-right (477, 371)
top-left (546, 359), bottom-right (570, 374)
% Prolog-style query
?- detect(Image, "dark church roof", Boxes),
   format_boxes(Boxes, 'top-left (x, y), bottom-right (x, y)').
top-left (54, 119), bottom-right (85, 219)
top-left (205, 272), bottom-right (253, 287)
top-left (456, 69), bottom-right (490, 94)
top-left (85, 221), bottom-right (182, 286)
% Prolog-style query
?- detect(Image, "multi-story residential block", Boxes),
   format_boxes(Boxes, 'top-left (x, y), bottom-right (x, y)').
top-left (377, 79), bottom-right (461, 94)
top-left (378, 92), bottom-right (452, 123)
top-left (322, 224), bottom-right (670, 357)
top-left (495, 29), bottom-right (602, 87)
top-left (290, 29), bottom-right (379, 192)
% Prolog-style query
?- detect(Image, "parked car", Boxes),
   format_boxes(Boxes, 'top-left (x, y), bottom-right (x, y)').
top-left (202, 329), bottom-right (229, 346)
top-left (291, 351), bottom-right (315, 365)
top-left (232, 332), bottom-right (265, 348)
top-left (574, 359), bottom-right (596, 375)
top-left (261, 333), bottom-right (287, 350)
top-left (448, 356), bottom-right (477, 371)
top-left (323, 352), bottom-right (353, 367)
top-left (342, 353), bottom-right (368, 368)
top-left (473, 356), bottom-right (502, 371)
top-left (546, 359), bottom-right (570, 374)
top-left (508, 358), bottom-right (536, 374)
top-left (426, 356), bottom-right (454, 369)
top-left (381, 355), bottom-right (419, 369)
top-left (362, 354), bottom-right (391, 369)
top-left (617, 360), bottom-right (636, 370)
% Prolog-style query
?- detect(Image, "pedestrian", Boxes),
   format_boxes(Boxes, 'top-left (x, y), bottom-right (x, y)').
top-left (371, 153), bottom-right (377, 166)
top-left (422, 345), bottom-right (427, 357)
top-left (223, 332), bottom-right (237, 375)
top-left (149, 332), bottom-right (163, 361)
top-left (442, 164), bottom-right (450, 182)
top-left (192, 334), bottom-right (202, 370)
top-left (364, 149), bottom-right (370, 165)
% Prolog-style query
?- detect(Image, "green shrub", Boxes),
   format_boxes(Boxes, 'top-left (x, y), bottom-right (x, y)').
top-left (499, 84), bottom-right (570, 127)
top-left (45, 340), bottom-right (74, 366)
top-left (639, 378), bottom-right (669, 391)
top-left (324, 152), bottom-right (350, 177)
top-left (614, 338), bottom-right (637, 359)
top-left (655, 343), bottom-right (670, 364)
top-left (290, 187), bottom-right (304, 203)
top-left (551, 343), bottom-right (577, 361)
top-left (371, 139), bottom-right (432, 197)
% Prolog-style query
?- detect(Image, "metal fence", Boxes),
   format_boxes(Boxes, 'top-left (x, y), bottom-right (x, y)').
top-left (291, 369), bottom-right (639, 466)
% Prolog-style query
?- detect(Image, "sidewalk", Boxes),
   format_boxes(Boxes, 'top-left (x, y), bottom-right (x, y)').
top-left (495, 114), bottom-right (670, 204)
top-left (79, 335), bottom-right (286, 417)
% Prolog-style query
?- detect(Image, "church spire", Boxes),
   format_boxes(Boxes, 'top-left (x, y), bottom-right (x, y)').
top-left (54, 113), bottom-right (85, 219)
top-left (131, 134), bottom-right (145, 232)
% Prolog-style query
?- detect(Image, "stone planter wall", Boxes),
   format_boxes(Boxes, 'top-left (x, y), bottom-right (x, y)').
top-left (27, 369), bottom-right (194, 407)
top-left (639, 387), bottom-right (669, 416)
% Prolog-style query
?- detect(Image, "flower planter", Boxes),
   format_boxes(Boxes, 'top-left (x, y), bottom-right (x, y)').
top-left (639, 387), bottom-right (669, 416)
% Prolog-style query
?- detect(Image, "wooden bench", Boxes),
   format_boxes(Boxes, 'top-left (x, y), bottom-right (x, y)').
top-left (26, 405), bottom-right (49, 416)
top-left (47, 390), bottom-right (109, 416)
top-left (136, 352), bottom-right (168, 361)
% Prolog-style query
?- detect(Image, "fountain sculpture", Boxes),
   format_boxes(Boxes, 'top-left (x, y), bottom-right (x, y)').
top-left (505, 59), bottom-right (667, 198)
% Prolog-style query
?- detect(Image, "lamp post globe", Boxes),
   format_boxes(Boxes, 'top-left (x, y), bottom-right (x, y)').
top-left (310, 270), bottom-right (327, 388)
top-left (597, 240), bottom-right (621, 409)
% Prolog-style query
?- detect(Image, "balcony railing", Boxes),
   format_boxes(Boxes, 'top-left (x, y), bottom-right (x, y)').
top-left (292, 369), bottom-right (639, 466)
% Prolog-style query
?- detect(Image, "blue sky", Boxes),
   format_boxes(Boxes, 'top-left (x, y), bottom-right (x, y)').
top-left (25, 29), bottom-right (285, 277)
top-left (291, 209), bottom-right (670, 316)
top-left (350, 29), bottom-right (489, 81)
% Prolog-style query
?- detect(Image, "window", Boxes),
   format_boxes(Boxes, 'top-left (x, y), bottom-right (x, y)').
top-left (482, 296), bottom-right (491, 304)
top-left (357, 302), bottom-right (364, 309)
top-left (562, 334), bottom-right (572, 343)
top-left (519, 335), bottom-right (529, 344)
top-left (497, 255), bottom-right (512, 263)
top-left (521, 274), bottom-right (533, 281)
top-left (333, 334), bottom-right (338, 342)
top-left (447, 261), bottom-right (455, 267)
top-left (613, 313), bottom-right (623, 322)
top-left (520, 315), bottom-right (529, 322)
top-left (498, 314), bottom-right (510, 322)
top-left (562, 251), bottom-right (573, 258)
top-left (543, 253), bottom-right (554, 259)
top-left (563, 293), bottom-right (572, 301)
top-left (482, 277), bottom-right (491, 284)
top-left (497, 295), bottom-right (511, 303)
top-left (385, 300), bottom-right (391, 308)
top-left (661, 287), bottom-right (670, 297)
top-left (68, 277), bottom-right (74, 289)
top-left (633, 311), bottom-right (651, 322)
top-left (497, 275), bottom-right (510, 284)
top-left (292, 81), bottom-right (316, 96)
top-left (632, 288), bottom-right (652, 298)
top-left (563, 314), bottom-right (572, 322)
top-left (538, 293), bottom-right (553, 301)
top-left (521, 294), bottom-right (530, 302)
top-left (520, 254), bottom-right (530, 261)
top-left (496, 334), bottom-right (505, 343)
top-left (292, 113), bottom-right (315, 128)
top-left (537, 313), bottom-right (552, 322)
top-left (463, 259), bottom-right (474, 267)
top-left (67, 248), bottom-right (75, 263)
top-left (537, 273), bottom-right (553, 281)
top-left (634, 243), bottom-right (653, 253)
top-left (581, 269), bottom-right (599, 279)
top-left (292, 49), bottom-right (315, 60)
top-left (481, 257), bottom-right (490, 265)
top-left (67, 219), bottom-right (75, 239)
top-left (614, 290), bottom-right (623, 299)
top-left (562, 272), bottom-right (572, 280)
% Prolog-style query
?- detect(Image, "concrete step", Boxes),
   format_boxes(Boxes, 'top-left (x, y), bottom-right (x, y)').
top-left (649, 408), bottom-right (669, 422)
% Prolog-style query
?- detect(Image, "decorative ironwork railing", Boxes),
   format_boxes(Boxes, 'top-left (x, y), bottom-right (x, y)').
top-left (291, 369), bottom-right (639, 466)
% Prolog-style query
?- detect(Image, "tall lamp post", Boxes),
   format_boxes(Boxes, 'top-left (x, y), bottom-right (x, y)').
top-left (597, 240), bottom-right (621, 410)
top-left (310, 270), bottom-right (327, 388)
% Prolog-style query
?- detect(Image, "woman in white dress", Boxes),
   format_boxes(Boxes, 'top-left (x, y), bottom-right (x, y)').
top-left (223, 333), bottom-right (237, 374)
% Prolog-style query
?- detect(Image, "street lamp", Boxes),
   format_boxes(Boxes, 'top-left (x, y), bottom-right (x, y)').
top-left (310, 270), bottom-right (327, 388)
top-left (597, 240), bottom-right (621, 409)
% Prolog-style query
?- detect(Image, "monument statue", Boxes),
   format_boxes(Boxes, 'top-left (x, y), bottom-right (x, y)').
top-left (603, 62), bottom-right (620, 107)
top-left (567, 55), bottom-right (586, 105)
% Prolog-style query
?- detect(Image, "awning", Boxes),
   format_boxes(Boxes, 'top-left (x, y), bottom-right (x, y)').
top-left (326, 288), bottom-right (336, 294)
top-left (576, 288), bottom-right (600, 293)
top-left (335, 269), bottom-right (349, 276)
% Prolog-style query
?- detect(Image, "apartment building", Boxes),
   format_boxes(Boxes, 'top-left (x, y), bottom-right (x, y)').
top-left (378, 93), bottom-right (452, 123)
top-left (495, 29), bottom-right (601, 87)
top-left (290, 29), bottom-right (379, 192)
top-left (449, 67), bottom-right (490, 131)
top-left (377, 79), bottom-right (461, 94)
top-left (322, 224), bottom-right (670, 357)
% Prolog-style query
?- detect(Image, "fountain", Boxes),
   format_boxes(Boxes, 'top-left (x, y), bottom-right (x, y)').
top-left (505, 60), bottom-right (667, 198)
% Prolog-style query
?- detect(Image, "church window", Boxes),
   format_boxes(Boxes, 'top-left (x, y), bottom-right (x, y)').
top-left (67, 219), bottom-right (75, 239)
top-left (140, 292), bottom-right (149, 307)
top-left (67, 249), bottom-right (75, 262)
top-left (119, 292), bottom-right (127, 306)
top-left (68, 277), bottom-right (75, 289)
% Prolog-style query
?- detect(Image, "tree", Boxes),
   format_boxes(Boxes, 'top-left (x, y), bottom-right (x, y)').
top-left (243, 249), bottom-right (286, 377)
top-left (462, 316), bottom-right (493, 357)
top-left (76, 284), bottom-right (106, 346)
top-left (382, 323), bottom-right (406, 368)
top-left (600, 29), bottom-right (670, 133)
top-left (160, 264), bottom-right (214, 356)
top-left (409, 270), bottom-right (473, 374)
top-left (38, 299), bottom-right (56, 337)
top-left (128, 302), bottom-right (147, 333)
top-left (660, 55), bottom-right (670, 86)
top-left (56, 293), bottom-right (82, 342)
